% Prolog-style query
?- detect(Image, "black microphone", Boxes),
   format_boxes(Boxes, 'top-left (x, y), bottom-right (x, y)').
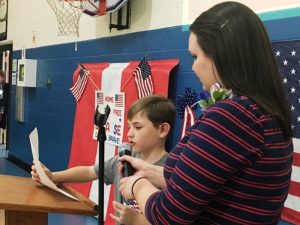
top-left (118, 142), bottom-right (134, 177)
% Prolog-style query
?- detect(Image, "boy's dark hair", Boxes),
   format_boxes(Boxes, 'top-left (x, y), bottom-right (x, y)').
top-left (127, 95), bottom-right (176, 131)
top-left (190, 2), bottom-right (292, 139)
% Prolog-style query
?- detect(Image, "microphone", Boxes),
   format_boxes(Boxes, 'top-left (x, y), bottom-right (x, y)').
top-left (118, 142), bottom-right (134, 177)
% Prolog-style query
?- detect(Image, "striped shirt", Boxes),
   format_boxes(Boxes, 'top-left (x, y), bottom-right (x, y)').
top-left (145, 96), bottom-right (293, 225)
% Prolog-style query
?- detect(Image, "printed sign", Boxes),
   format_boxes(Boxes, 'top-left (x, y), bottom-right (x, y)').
top-left (93, 91), bottom-right (125, 146)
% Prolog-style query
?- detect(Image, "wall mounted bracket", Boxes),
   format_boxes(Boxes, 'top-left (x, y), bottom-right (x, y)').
top-left (109, 0), bottom-right (131, 32)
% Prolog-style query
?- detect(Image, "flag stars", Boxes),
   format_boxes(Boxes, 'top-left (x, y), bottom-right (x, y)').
top-left (283, 77), bottom-right (287, 83)
top-left (291, 50), bottom-right (296, 56)
top-left (291, 68), bottom-right (296, 75)
top-left (291, 87), bottom-right (296, 93)
top-left (298, 98), bottom-right (300, 103)
top-left (291, 105), bottom-right (295, 111)
top-left (297, 116), bottom-right (300, 122)
top-left (283, 59), bottom-right (288, 66)
top-left (276, 50), bottom-right (280, 56)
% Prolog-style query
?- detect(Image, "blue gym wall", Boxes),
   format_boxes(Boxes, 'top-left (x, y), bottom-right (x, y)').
top-left (8, 16), bottom-right (300, 172)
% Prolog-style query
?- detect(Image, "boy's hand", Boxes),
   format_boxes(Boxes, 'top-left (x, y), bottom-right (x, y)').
top-left (110, 201), bottom-right (150, 225)
top-left (31, 162), bottom-right (53, 183)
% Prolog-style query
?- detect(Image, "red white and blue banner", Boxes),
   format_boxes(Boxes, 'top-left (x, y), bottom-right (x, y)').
top-left (68, 59), bottom-right (179, 224)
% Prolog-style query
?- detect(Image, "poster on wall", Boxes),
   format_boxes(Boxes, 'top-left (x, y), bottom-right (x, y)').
top-left (93, 91), bottom-right (125, 146)
top-left (0, 0), bottom-right (7, 40)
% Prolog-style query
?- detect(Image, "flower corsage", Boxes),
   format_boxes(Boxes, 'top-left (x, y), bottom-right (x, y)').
top-left (198, 83), bottom-right (232, 110)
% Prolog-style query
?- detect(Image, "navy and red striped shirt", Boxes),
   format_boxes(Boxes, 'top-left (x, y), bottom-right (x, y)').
top-left (145, 96), bottom-right (293, 225)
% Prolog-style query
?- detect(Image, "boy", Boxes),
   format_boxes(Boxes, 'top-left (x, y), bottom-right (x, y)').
top-left (31, 95), bottom-right (176, 225)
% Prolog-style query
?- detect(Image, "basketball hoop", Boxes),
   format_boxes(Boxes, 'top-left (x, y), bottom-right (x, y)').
top-left (46, 0), bottom-right (88, 37)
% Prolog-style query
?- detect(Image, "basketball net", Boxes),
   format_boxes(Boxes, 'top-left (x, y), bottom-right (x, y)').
top-left (46, 0), bottom-right (88, 37)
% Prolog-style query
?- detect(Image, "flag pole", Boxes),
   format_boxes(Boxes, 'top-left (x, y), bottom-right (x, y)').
top-left (87, 75), bottom-right (100, 91)
top-left (121, 75), bottom-right (133, 91)
top-left (78, 64), bottom-right (100, 90)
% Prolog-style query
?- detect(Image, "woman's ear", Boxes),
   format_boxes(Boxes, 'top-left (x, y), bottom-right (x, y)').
top-left (158, 123), bottom-right (171, 138)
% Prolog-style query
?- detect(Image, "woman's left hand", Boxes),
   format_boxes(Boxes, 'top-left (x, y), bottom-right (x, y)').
top-left (119, 175), bottom-right (144, 200)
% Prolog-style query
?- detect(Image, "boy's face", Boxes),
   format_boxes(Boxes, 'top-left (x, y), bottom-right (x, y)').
top-left (127, 111), bottom-right (162, 154)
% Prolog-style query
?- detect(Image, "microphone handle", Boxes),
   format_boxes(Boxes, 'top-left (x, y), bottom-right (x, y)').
top-left (122, 161), bottom-right (134, 177)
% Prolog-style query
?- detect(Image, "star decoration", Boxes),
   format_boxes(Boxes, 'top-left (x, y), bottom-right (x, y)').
top-left (291, 87), bottom-right (296, 93)
top-left (176, 87), bottom-right (199, 118)
top-left (291, 68), bottom-right (296, 75)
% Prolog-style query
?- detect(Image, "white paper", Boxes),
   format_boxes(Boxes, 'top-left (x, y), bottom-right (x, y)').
top-left (29, 128), bottom-right (78, 200)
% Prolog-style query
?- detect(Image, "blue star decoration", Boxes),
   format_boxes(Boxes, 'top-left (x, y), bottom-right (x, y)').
top-left (176, 87), bottom-right (199, 118)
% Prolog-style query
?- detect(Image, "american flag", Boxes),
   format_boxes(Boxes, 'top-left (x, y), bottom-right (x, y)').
top-left (133, 57), bottom-right (153, 99)
top-left (273, 41), bottom-right (300, 225)
top-left (115, 93), bottom-right (124, 107)
top-left (96, 92), bottom-right (104, 105)
top-left (181, 106), bottom-right (195, 139)
top-left (70, 64), bottom-right (89, 101)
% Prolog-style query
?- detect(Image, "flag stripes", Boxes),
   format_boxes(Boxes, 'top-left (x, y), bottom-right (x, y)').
top-left (133, 57), bottom-right (153, 98)
top-left (115, 94), bottom-right (124, 107)
top-left (180, 106), bottom-right (195, 139)
top-left (70, 64), bottom-right (89, 101)
top-left (272, 41), bottom-right (300, 224)
top-left (96, 92), bottom-right (104, 105)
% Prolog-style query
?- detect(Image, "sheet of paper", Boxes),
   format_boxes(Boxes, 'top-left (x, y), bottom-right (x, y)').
top-left (29, 128), bottom-right (39, 160)
top-left (29, 128), bottom-right (78, 201)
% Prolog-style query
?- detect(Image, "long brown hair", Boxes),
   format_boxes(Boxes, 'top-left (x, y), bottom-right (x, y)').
top-left (190, 2), bottom-right (292, 139)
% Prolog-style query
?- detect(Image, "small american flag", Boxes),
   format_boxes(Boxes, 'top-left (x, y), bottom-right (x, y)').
top-left (180, 106), bottom-right (195, 139)
top-left (124, 199), bottom-right (142, 213)
top-left (133, 57), bottom-right (153, 99)
top-left (96, 92), bottom-right (104, 105)
top-left (272, 40), bottom-right (300, 225)
top-left (115, 94), bottom-right (124, 107)
top-left (70, 64), bottom-right (89, 101)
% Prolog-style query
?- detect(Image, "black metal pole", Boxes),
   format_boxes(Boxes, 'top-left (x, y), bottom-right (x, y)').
top-left (97, 125), bottom-right (105, 225)
top-left (94, 105), bottom-right (110, 225)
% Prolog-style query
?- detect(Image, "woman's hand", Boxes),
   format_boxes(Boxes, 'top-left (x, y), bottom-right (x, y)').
top-left (119, 175), bottom-right (144, 200)
top-left (118, 155), bottom-right (148, 177)
top-left (118, 155), bottom-right (166, 188)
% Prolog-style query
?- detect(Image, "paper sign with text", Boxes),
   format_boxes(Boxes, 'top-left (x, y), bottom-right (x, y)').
top-left (93, 91), bottom-right (125, 146)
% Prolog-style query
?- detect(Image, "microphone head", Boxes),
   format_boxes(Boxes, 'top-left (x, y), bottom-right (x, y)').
top-left (118, 142), bottom-right (134, 178)
top-left (119, 142), bottom-right (132, 157)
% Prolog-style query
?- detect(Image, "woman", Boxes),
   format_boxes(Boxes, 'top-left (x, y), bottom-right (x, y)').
top-left (119, 2), bottom-right (293, 225)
